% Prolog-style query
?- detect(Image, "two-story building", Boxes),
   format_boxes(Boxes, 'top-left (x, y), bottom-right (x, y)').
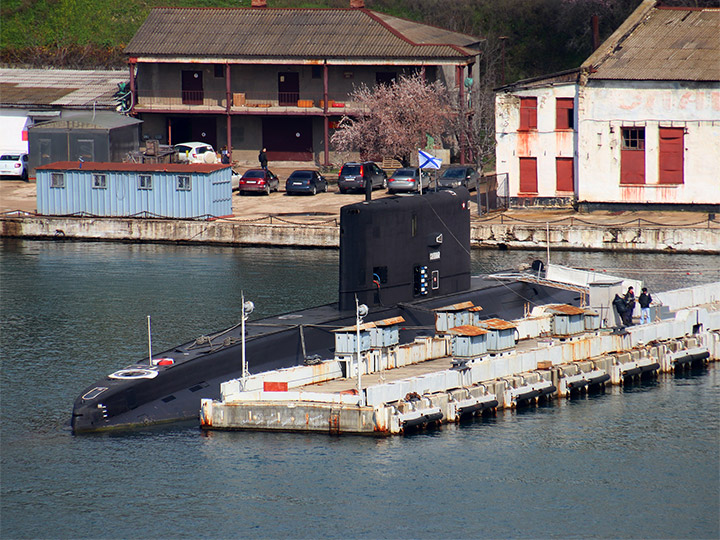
top-left (495, 0), bottom-right (720, 210)
top-left (125, 0), bottom-right (482, 166)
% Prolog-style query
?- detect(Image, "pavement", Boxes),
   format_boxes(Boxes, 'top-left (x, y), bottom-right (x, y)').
top-left (2, 162), bottom-right (718, 229)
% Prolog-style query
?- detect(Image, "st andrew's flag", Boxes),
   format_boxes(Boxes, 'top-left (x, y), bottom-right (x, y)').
top-left (418, 149), bottom-right (442, 169)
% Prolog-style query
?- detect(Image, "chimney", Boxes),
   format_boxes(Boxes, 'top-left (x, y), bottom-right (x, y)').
top-left (350, 0), bottom-right (365, 8)
top-left (591, 15), bottom-right (600, 51)
top-left (252, 0), bottom-right (267, 7)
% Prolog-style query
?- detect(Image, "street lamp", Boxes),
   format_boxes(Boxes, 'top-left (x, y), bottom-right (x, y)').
top-left (241, 291), bottom-right (254, 382)
top-left (355, 296), bottom-right (368, 406)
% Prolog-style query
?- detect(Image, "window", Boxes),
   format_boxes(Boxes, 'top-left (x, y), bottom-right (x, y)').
top-left (92, 174), bottom-right (107, 189)
top-left (659, 127), bottom-right (684, 185)
top-left (138, 175), bottom-right (153, 190)
top-left (177, 175), bottom-right (191, 191)
top-left (50, 172), bottom-right (64, 188)
top-left (620, 127), bottom-right (645, 184)
top-left (519, 157), bottom-right (538, 193)
top-left (311, 66), bottom-right (322, 79)
top-left (556, 157), bottom-right (574, 192)
top-left (519, 97), bottom-right (537, 130)
top-left (556, 98), bottom-right (574, 130)
top-left (214, 64), bottom-right (224, 78)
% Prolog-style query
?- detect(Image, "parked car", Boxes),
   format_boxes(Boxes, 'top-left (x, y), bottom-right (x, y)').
top-left (174, 142), bottom-right (216, 164)
top-left (0, 152), bottom-right (28, 181)
top-left (387, 167), bottom-right (432, 194)
top-left (237, 168), bottom-right (280, 195)
top-left (437, 166), bottom-right (480, 191)
top-left (285, 170), bottom-right (328, 195)
top-left (337, 162), bottom-right (387, 194)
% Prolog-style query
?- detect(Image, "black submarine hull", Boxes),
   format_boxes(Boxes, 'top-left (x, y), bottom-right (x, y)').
top-left (71, 189), bottom-right (580, 433)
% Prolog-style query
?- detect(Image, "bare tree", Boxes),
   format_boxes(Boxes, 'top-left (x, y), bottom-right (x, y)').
top-left (331, 72), bottom-right (453, 166)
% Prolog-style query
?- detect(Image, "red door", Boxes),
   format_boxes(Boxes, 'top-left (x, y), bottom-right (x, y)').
top-left (659, 127), bottom-right (684, 184)
top-left (556, 157), bottom-right (574, 192)
top-left (620, 127), bottom-right (645, 184)
top-left (519, 157), bottom-right (537, 194)
top-left (278, 72), bottom-right (299, 106)
top-left (182, 71), bottom-right (203, 105)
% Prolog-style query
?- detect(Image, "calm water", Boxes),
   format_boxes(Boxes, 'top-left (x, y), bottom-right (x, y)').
top-left (1, 239), bottom-right (718, 539)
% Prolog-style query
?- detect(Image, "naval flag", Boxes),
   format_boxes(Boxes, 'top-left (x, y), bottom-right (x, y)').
top-left (418, 149), bottom-right (442, 169)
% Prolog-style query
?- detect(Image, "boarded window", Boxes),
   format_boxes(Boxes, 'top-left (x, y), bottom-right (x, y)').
top-left (556, 98), bottom-right (574, 130)
top-left (177, 176), bottom-right (191, 191)
top-left (620, 127), bottom-right (645, 185)
top-left (659, 127), bottom-right (684, 185)
top-left (519, 157), bottom-right (538, 193)
top-left (50, 172), bottom-right (64, 188)
top-left (92, 174), bottom-right (107, 189)
top-left (519, 98), bottom-right (537, 130)
top-left (556, 158), bottom-right (574, 192)
top-left (138, 175), bottom-right (152, 190)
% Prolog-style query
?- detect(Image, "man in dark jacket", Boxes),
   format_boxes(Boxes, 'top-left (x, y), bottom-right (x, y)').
top-left (613, 293), bottom-right (627, 327)
top-left (259, 148), bottom-right (268, 170)
top-left (638, 287), bottom-right (652, 324)
top-left (622, 286), bottom-right (635, 326)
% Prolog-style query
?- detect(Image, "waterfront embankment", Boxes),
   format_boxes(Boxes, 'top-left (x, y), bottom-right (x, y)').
top-left (2, 179), bottom-right (719, 252)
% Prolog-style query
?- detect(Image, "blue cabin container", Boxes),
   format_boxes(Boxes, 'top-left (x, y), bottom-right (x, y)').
top-left (545, 304), bottom-right (587, 336)
top-left (448, 325), bottom-right (488, 358)
top-left (434, 301), bottom-right (475, 333)
top-left (478, 318), bottom-right (517, 351)
top-left (36, 161), bottom-right (232, 219)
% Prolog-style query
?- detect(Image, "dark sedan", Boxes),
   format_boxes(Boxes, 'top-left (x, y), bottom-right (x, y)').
top-left (238, 169), bottom-right (280, 195)
top-left (437, 166), bottom-right (480, 191)
top-left (285, 170), bottom-right (328, 195)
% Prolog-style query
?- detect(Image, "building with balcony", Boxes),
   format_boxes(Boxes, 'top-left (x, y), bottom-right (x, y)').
top-left (495, 0), bottom-right (720, 210)
top-left (125, 0), bottom-right (482, 166)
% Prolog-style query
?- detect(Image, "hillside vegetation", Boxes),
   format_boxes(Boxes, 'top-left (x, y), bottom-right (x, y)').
top-left (1, 0), bottom-right (710, 81)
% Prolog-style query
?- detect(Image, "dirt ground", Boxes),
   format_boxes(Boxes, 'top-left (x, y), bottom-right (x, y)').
top-left (1, 165), bottom-right (717, 229)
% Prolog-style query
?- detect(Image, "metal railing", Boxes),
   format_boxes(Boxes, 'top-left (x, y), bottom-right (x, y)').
top-left (476, 173), bottom-right (509, 214)
top-left (137, 89), bottom-right (358, 111)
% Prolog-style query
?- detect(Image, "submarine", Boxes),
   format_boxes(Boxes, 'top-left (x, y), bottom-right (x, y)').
top-left (71, 187), bottom-right (579, 433)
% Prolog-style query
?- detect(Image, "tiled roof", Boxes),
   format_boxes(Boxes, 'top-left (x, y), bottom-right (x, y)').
top-left (0, 68), bottom-right (128, 108)
top-left (586, 4), bottom-right (720, 82)
top-left (125, 8), bottom-right (479, 61)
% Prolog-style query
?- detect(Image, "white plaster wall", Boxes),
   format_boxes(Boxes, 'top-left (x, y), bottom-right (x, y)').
top-left (577, 81), bottom-right (720, 204)
top-left (495, 83), bottom-right (577, 198)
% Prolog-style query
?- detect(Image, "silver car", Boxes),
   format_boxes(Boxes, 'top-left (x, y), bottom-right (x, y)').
top-left (387, 167), bottom-right (431, 194)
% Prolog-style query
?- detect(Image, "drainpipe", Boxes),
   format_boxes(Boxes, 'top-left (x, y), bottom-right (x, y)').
top-left (591, 15), bottom-right (600, 51)
top-left (323, 61), bottom-right (330, 166)
top-left (226, 63), bottom-right (232, 157)
top-left (457, 65), bottom-right (466, 165)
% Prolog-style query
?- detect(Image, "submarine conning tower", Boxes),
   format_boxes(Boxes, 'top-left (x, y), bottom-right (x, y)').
top-left (338, 188), bottom-right (472, 312)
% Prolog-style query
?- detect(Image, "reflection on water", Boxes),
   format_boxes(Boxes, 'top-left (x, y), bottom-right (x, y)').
top-left (1, 239), bottom-right (718, 539)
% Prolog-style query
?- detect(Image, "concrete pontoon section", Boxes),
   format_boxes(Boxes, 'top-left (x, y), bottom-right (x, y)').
top-left (200, 282), bottom-right (720, 435)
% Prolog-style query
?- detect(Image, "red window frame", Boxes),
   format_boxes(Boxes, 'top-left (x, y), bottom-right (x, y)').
top-left (519, 98), bottom-right (537, 131)
top-left (556, 98), bottom-right (574, 130)
top-left (658, 127), bottom-right (684, 185)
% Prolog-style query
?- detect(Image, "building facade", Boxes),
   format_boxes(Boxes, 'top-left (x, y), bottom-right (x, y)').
top-left (495, 1), bottom-right (720, 210)
top-left (125, 1), bottom-right (482, 165)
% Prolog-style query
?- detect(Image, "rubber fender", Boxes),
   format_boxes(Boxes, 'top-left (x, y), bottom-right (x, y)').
top-left (538, 384), bottom-right (557, 396)
top-left (515, 389), bottom-right (541, 403)
top-left (458, 399), bottom-right (498, 416)
top-left (567, 379), bottom-right (590, 390)
top-left (587, 373), bottom-right (610, 386)
top-left (640, 362), bottom-right (660, 373)
top-left (622, 367), bottom-right (643, 378)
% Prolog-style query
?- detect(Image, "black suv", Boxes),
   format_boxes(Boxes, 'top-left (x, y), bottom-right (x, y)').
top-left (337, 162), bottom-right (387, 194)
